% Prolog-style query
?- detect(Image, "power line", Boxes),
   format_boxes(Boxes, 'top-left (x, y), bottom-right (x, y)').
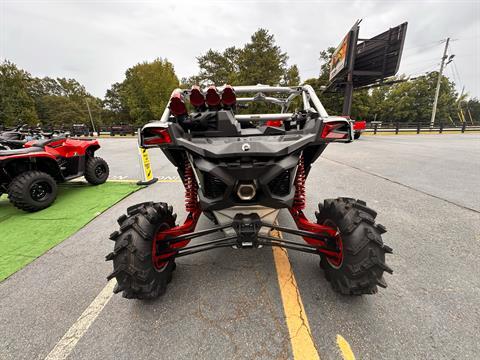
top-left (452, 60), bottom-right (463, 90)
top-left (402, 40), bottom-right (443, 52)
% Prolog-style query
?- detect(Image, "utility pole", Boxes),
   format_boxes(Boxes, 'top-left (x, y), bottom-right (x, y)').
top-left (430, 37), bottom-right (450, 127)
top-left (85, 98), bottom-right (97, 135)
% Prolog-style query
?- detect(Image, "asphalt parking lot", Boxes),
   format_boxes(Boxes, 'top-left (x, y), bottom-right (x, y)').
top-left (1, 134), bottom-right (479, 359)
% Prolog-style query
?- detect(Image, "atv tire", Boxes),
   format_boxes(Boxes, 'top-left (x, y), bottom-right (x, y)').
top-left (106, 202), bottom-right (177, 299)
top-left (316, 197), bottom-right (393, 295)
top-left (354, 131), bottom-right (361, 139)
top-left (8, 170), bottom-right (58, 212)
top-left (84, 157), bottom-right (109, 185)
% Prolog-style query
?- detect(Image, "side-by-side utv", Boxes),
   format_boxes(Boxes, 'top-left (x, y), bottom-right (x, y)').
top-left (107, 84), bottom-right (392, 299)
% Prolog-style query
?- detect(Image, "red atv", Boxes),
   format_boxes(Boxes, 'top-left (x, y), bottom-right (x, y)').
top-left (0, 137), bottom-right (109, 212)
top-left (353, 120), bottom-right (366, 139)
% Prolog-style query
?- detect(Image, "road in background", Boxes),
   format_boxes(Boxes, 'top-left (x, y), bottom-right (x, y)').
top-left (1, 134), bottom-right (479, 359)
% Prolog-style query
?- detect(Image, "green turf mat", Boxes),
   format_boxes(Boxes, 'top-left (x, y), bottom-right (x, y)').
top-left (0, 181), bottom-right (139, 281)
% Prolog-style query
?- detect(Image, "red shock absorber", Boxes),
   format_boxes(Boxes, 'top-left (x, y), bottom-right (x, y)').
top-left (183, 159), bottom-right (199, 213)
top-left (293, 155), bottom-right (306, 210)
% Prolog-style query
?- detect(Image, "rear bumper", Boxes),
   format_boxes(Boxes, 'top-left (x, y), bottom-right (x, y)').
top-left (192, 153), bottom-right (299, 211)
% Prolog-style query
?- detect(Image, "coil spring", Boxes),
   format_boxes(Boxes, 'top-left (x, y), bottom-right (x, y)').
top-left (184, 159), bottom-right (199, 213)
top-left (293, 155), bottom-right (306, 210)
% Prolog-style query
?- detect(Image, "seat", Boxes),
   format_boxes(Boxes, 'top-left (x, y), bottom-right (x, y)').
top-left (0, 139), bottom-right (28, 149)
top-left (31, 137), bottom-right (66, 148)
top-left (0, 147), bottom-right (44, 156)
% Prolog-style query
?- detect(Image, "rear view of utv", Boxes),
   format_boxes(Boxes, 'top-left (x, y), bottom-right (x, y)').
top-left (107, 84), bottom-right (393, 299)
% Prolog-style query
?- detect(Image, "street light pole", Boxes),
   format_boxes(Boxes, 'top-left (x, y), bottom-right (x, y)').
top-left (430, 37), bottom-right (450, 127)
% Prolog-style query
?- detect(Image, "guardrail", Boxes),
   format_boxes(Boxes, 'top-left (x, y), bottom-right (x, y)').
top-left (364, 122), bottom-right (480, 135)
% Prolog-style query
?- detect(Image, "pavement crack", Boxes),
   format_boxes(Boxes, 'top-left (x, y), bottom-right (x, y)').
top-left (280, 248), bottom-right (318, 352)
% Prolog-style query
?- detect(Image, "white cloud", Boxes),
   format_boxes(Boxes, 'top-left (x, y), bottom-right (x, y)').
top-left (2, 0), bottom-right (479, 98)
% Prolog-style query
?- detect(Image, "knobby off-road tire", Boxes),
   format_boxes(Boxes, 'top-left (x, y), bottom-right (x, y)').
top-left (84, 157), bottom-right (109, 185)
top-left (8, 170), bottom-right (58, 212)
top-left (316, 197), bottom-right (393, 295)
top-left (106, 202), bottom-right (177, 299)
top-left (354, 131), bottom-right (361, 140)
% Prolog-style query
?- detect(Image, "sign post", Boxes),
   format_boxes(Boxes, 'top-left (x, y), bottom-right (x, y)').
top-left (137, 147), bottom-right (158, 185)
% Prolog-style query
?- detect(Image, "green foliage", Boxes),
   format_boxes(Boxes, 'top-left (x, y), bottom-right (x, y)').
top-left (305, 48), bottom-right (461, 123)
top-left (236, 29), bottom-right (288, 85)
top-left (101, 82), bottom-right (132, 125)
top-left (304, 48), bottom-right (344, 115)
top-left (117, 58), bottom-right (179, 125)
top-left (192, 29), bottom-right (297, 88)
top-left (195, 47), bottom-right (240, 85)
top-left (29, 77), bottom-right (102, 127)
top-left (0, 60), bottom-right (38, 126)
top-left (1, 37), bottom-right (476, 129)
top-left (465, 98), bottom-right (480, 123)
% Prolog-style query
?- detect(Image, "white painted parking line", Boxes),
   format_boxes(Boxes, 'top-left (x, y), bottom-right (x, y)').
top-left (44, 280), bottom-right (116, 360)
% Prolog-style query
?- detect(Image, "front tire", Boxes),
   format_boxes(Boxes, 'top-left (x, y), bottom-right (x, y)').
top-left (106, 202), bottom-right (176, 299)
top-left (8, 170), bottom-right (58, 212)
top-left (354, 131), bottom-right (361, 139)
top-left (84, 157), bottom-right (109, 185)
top-left (316, 197), bottom-right (393, 295)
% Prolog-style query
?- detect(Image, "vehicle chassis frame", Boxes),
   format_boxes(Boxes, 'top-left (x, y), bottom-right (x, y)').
top-left (152, 208), bottom-right (342, 270)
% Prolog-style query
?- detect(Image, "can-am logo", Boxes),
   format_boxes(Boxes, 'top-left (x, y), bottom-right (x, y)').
top-left (242, 143), bottom-right (250, 151)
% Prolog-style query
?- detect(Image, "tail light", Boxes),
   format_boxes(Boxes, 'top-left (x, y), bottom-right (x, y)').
top-left (205, 86), bottom-right (221, 107)
top-left (265, 120), bottom-right (282, 127)
top-left (169, 89), bottom-right (187, 116)
top-left (189, 86), bottom-right (205, 108)
top-left (143, 128), bottom-right (172, 145)
top-left (320, 121), bottom-right (350, 140)
top-left (221, 85), bottom-right (236, 107)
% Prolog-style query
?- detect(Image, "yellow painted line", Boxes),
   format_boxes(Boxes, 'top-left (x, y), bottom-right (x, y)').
top-left (157, 179), bottom-right (182, 183)
top-left (271, 229), bottom-right (321, 360)
top-left (336, 334), bottom-right (356, 360)
top-left (107, 179), bottom-right (138, 183)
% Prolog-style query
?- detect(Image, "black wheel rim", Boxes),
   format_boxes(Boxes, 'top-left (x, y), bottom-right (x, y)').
top-left (30, 181), bottom-right (52, 202)
top-left (95, 164), bottom-right (106, 178)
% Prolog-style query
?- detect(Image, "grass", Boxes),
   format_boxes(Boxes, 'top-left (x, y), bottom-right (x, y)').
top-left (0, 181), bottom-right (139, 281)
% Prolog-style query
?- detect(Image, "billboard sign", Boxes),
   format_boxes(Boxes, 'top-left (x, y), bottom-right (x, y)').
top-left (329, 32), bottom-right (350, 81)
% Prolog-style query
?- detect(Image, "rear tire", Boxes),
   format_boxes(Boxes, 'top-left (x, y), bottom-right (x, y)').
top-left (84, 157), bottom-right (109, 185)
top-left (106, 202), bottom-right (177, 299)
top-left (354, 131), bottom-right (361, 139)
top-left (316, 197), bottom-right (393, 295)
top-left (8, 170), bottom-right (58, 212)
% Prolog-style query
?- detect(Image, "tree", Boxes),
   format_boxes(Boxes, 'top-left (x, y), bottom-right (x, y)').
top-left (119, 58), bottom-right (179, 125)
top-left (465, 98), bottom-right (480, 123)
top-left (375, 72), bottom-right (457, 123)
top-left (236, 29), bottom-right (288, 85)
top-left (195, 47), bottom-right (240, 86)
top-left (282, 65), bottom-right (300, 86)
top-left (193, 29), bottom-right (297, 87)
top-left (303, 47), bottom-right (343, 115)
top-left (28, 76), bottom-right (102, 128)
top-left (0, 60), bottom-right (38, 126)
top-left (102, 82), bottom-right (132, 125)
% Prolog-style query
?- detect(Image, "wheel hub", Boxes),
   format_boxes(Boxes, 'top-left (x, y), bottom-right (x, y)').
top-left (95, 164), bottom-right (106, 177)
top-left (30, 181), bottom-right (52, 202)
top-left (323, 219), bottom-right (344, 268)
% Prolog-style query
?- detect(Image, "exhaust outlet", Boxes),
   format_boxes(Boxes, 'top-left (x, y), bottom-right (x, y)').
top-left (237, 183), bottom-right (256, 201)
